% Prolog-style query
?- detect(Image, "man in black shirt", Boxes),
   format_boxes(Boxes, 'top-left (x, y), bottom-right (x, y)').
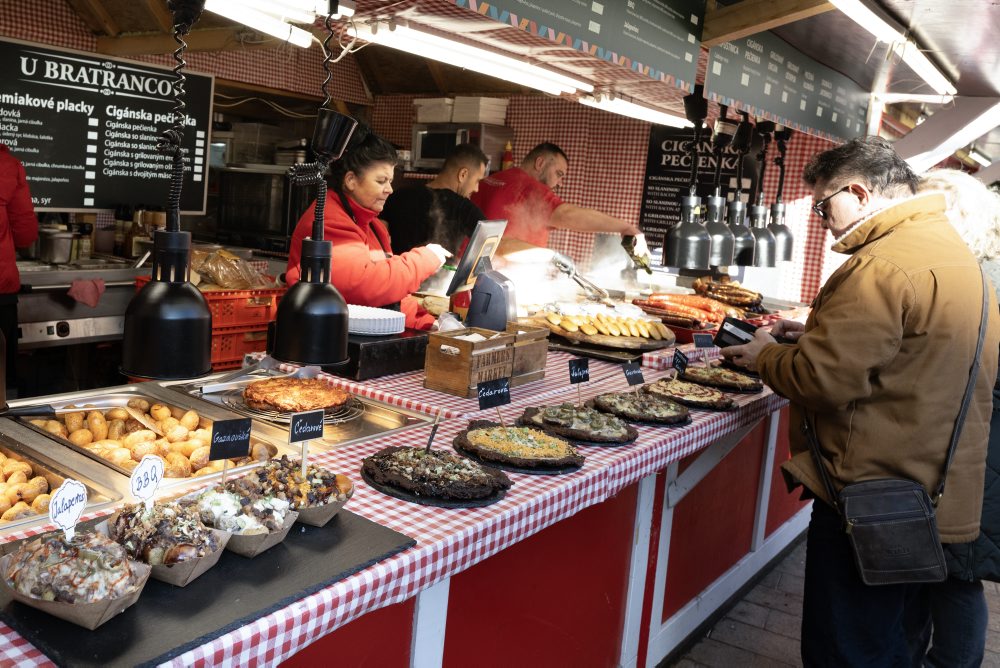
top-left (382, 143), bottom-right (488, 254)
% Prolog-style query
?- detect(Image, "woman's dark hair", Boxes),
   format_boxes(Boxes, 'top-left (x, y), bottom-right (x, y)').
top-left (803, 135), bottom-right (918, 197)
top-left (327, 125), bottom-right (397, 192)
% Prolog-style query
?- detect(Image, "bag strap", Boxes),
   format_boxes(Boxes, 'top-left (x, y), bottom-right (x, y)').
top-left (802, 268), bottom-right (990, 514)
top-left (933, 269), bottom-right (991, 504)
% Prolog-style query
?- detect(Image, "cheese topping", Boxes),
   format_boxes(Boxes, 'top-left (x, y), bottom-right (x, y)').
top-left (467, 426), bottom-right (577, 460)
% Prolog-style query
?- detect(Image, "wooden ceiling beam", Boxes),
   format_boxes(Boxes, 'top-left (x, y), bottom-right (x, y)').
top-left (66, 0), bottom-right (121, 37)
top-left (95, 28), bottom-right (292, 56)
top-left (144, 0), bottom-right (175, 33)
top-left (702, 0), bottom-right (835, 48)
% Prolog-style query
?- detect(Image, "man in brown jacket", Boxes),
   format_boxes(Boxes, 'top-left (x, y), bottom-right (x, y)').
top-left (722, 136), bottom-right (1000, 666)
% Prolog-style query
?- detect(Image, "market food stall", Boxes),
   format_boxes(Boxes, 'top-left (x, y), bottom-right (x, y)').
top-left (0, 344), bottom-right (803, 666)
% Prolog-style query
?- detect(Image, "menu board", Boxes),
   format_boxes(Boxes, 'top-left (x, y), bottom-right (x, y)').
top-left (0, 37), bottom-right (212, 213)
top-left (456, 0), bottom-right (703, 87)
top-left (705, 31), bottom-right (867, 142)
top-left (638, 125), bottom-right (740, 248)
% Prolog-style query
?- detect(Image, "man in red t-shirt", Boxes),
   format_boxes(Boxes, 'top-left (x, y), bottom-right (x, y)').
top-left (471, 142), bottom-right (639, 248)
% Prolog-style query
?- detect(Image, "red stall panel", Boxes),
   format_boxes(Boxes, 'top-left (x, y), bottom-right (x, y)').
top-left (280, 598), bottom-right (415, 668)
top-left (662, 423), bottom-right (766, 620)
top-left (443, 483), bottom-right (638, 668)
top-left (765, 406), bottom-right (810, 536)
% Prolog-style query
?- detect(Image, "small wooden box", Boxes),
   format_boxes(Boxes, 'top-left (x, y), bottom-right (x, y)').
top-left (506, 322), bottom-right (549, 387)
top-left (424, 328), bottom-right (516, 398)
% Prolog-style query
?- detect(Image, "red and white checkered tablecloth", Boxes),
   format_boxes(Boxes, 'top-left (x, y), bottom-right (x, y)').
top-left (0, 367), bottom-right (786, 667)
top-left (248, 350), bottom-right (639, 419)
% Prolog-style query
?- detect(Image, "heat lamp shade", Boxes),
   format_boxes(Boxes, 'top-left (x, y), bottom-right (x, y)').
top-left (751, 226), bottom-right (777, 267)
top-left (664, 221), bottom-right (711, 269)
top-left (768, 203), bottom-right (793, 262)
top-left (270, 280), bottom-right (350, 366)
top-left (728, 200), bottom-right (755, 266)
top-left (705, 195), bottom-right (735, 266)
top-left (121, 281), bottom-right (212, 380)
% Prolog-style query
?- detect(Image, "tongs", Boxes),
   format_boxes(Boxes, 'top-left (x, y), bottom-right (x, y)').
top-left (199, 356), bottom-right (321, 394)
top-left (552, 253), bottom-right (610, 301)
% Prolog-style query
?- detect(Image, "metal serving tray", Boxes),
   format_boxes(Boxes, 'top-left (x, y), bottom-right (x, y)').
top-left (6, 384), bottom-right (292, 493)
top-left (162, 370), bottom-right (433, 449)
top-left (0, 430), bottom-right (119, 536)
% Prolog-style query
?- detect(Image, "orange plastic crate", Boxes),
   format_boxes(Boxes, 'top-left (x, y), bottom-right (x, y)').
top-left (135, 275), bottom-right (285, 328)
top-left (211, 325), bottom-right (269, 369)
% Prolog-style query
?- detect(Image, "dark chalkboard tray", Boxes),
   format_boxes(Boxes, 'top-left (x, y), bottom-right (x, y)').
top-left (0, 510), bottom-right (415, 667)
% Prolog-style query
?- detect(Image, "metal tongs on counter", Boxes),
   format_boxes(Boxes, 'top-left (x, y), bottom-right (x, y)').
top-left (198, 356), bottom-right (322, 394)
top-left (552, 252), bottom-right (611, 302)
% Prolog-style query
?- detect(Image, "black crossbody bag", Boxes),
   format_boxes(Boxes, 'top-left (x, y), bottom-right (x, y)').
top-left (803, 271), bottom-right (990, 586)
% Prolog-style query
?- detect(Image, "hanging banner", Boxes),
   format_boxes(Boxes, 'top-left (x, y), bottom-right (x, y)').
top-left (705, 31), bottom-right (868, 142)
top-left (452, 0), bottom-right (704, 89)
top-left (0, 37), bottom-right (213, 212)
top-left (638, 125), bottom-right (741, 248)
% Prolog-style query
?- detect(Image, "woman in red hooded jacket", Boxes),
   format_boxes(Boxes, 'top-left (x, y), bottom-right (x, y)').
top-left (0, 144), bottom-right (38, 392)
top-left (285, 129), bottom-right (448, 330)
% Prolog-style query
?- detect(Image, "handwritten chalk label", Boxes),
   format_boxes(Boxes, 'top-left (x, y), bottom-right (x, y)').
top-left (50, 479), bottom-right (88, 542)
top-left (130, 455), bottom-right (163, 510)
top-left (569, 358), bottom-right (590, 384)
top-left (289, 409), bottom-right (325, 444)
top-left (478, 377), bottom-right (511, 410)
top-left (209, 418), bottom-right (253, 461)
top-left (673, 348), bottom-right (689, 375)
top-left (693, 333), bottom-right (716, 348)
top-left (622, 362), bottom-right (645, 386)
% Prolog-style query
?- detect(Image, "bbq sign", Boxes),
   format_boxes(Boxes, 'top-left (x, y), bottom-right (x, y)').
top-left (130, 455), bottom-right (163, 509)
top-left (568, 358), bottom-right (590, 384)
top-left (209, 418), bottom-right (252, 461)
top-left (477, 378), bottom-right (511, 410)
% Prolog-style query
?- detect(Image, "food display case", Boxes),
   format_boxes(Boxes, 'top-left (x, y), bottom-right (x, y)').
top-left (161, 369), bottom-right (434, 447)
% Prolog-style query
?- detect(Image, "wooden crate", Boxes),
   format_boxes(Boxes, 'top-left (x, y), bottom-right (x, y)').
top-left (506, 322), bottom-right (548, 387)
top-left (424, 328), bottom-right (516, 398)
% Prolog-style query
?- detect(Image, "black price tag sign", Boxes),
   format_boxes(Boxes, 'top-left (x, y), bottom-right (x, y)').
top-left (289, 409), bottom-right (325, 444)
top-left (568, 358), bottom-right (590, 384)
top-left (673, 348), bottom-right (689, 375)
top-left (693, 333), bottom-right (716, 348)
top-left (209, 418), bottom-right (252, 461)
top-left (477, 377), bottom-right (511, 410)
top-left (622, 362), bottom-right (645, 386)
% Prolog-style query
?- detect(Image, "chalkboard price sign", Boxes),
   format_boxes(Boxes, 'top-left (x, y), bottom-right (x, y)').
top-left (622, 362), bottom-right (645, 386)
top-left (209, 418), bottom-right (252, 462)
top-left (0, 37), bottom-right (213, 212)
top-left (568, 358), bottom-right (590, 384)
top-left (477, 378), bottom-right (511, 410)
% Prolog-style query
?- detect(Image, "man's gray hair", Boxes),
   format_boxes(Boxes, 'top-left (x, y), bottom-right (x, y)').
top-left (803, 135), bottom-right (919, 197)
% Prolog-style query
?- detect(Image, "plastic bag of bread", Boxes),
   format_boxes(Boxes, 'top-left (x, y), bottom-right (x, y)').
top-left (198, 250), bottom-right (270, 290)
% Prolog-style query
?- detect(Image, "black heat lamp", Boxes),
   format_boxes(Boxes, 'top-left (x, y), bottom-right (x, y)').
top-left (727, 114), bottom-right (755, 266)
top-left (706, 107), bottom-right (737, 266)
top-left (271, 15), bottom-right (358, 366)
top-left (121, 0), bottom-right (211, 380)
top-left (747, 121), bottom-right (777, 268)
top-left (768, 127), bottom-right (795, 262)
top-left (664, 86), bottom-right (711, 269)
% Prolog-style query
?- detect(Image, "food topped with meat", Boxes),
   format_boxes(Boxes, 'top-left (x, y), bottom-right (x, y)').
top-left (190, 483), bottom-right (291, 535)
top-left (244, 455), bottom-right (352, 509)
top-left (5, 532), bottom-right (141, 603)
top-left (110, 502), bottom-right (221, 566)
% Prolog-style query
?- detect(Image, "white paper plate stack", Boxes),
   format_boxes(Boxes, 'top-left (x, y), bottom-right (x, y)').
top-left (348, 304), bottom-right (406, 336)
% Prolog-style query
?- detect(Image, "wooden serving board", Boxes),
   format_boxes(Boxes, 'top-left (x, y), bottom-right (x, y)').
top-left (527, 318), bottom-right (675, 351)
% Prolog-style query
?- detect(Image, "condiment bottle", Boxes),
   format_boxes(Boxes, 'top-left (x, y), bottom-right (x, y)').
top-left (78, 224), bottom-right (92, 260)
top-left (501, 141), bottom-right (514, 171)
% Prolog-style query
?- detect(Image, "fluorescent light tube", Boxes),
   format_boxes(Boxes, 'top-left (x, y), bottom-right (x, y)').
top-left (580, 94), bottom-right (692, 128)
top-left (351, 22), bottom-right (592, 95)
top-left (828, 0), bottom-right (902, 43)
top-left (829, 0), bottom-right (956, 96)
top-left (969, 147), bottom-right (992, 167)
top-left (205, 0), bottom-right (314, 47)
top-left (893, 40), bottom-right (957, 96)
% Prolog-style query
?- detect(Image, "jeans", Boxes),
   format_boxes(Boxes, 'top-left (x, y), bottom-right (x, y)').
top-left (802, 500), bottom-right (932, 667)
top-left (925, 578), bottom-right (987, 667)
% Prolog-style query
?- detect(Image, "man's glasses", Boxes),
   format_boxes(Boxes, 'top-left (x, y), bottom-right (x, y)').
top-left (812, 186), bottom-right (851, 220)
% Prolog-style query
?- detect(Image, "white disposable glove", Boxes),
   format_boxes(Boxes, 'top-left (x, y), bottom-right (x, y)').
top-left (425, 243), bottom-right (453, 267)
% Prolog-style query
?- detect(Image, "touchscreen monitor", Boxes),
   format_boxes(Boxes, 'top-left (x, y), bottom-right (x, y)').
top-left (445, 219), bottom-right (507, 296)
